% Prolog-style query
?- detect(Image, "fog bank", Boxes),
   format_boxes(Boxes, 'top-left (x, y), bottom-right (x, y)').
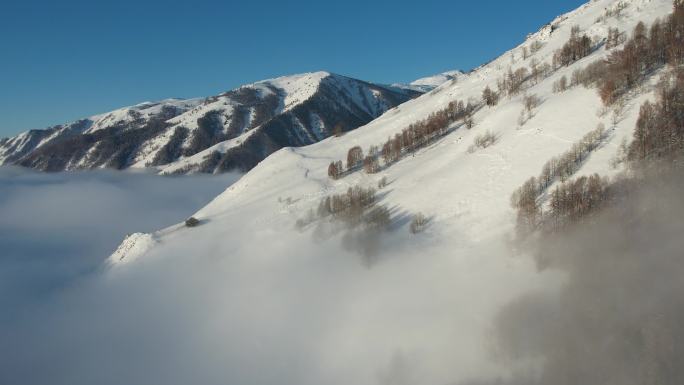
top-left (0, 166), bottom-right (240, 311)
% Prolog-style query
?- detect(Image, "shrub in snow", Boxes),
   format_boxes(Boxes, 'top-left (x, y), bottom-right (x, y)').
top-left (409, 213), bottom-right (428, 234)
top-left (523, 93), bottom-right (541, 113)
top-left (464, 114), bottom-right (475, 129)
top-left (529, 40), bottom-right (544, 54)
top-left (468, 131), bottom-right (498, 153)
top-left (378, 176), bottom-right (388, 189)
top-left (482, 86), bottom-right (499, 107)
top-left (552, 76), bottom-right (568, 93)
top-left (518, 93), bottom-right (542, 126)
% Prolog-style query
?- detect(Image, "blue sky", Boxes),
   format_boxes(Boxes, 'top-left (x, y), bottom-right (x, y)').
top-left (0, 0), bottom-right (586, 136)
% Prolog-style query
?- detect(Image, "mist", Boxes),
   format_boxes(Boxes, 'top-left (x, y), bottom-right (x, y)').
top-left (475, 170), bottom-right (684, 385)
top-left (0, 166), bottom-right (240, 311)
top-left (0, 165), bottom-right (548, 385)
top-left (6, 165), bottom-right (680, 385)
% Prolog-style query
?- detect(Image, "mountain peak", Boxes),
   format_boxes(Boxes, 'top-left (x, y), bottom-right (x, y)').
top-left (0, 71), bottom-right (420, 173)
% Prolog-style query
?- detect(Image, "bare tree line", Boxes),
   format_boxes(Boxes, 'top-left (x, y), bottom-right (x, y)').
top-left (553, 3), bottom-right (684, 106)
top-left (546, 173), bottom-right (612, 232)
top-left (328, 99), bottom-right (477, 180)
top-left (315, 186), bottom-right (382, 227)
top-left (628, 67), bottom-right (684, 165)
top-left (296, 185), bottom-right (386, 232)
top-left (493, 25), bottom-right (593, 100)
top-left (511, 124), bottom-right (609, 232)
top-left (552, 25), bottom-right (593, 68)
top-left (513, 67), bottom-right (684, 236)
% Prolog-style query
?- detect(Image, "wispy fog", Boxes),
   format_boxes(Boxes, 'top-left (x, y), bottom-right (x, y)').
top-left (0, 166), bottom-right (240, 311)
top-left (4, 165), bottom-right (679, 385)
top-left (471, 171), bottom-right (684, 385)
top-left (0, 165), bottom-right (543, 385)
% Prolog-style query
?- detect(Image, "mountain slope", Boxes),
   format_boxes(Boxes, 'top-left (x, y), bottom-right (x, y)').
top-left (114, 0), bottom-right (674, 257)
top-left (390, 70), bottom-right (464, 93)
top-left (0, 72), bottom-right (420, 174)
top-left (101, 0), bottom-right (676, 383)
top-left (410, 70), bottom-right (463, 90)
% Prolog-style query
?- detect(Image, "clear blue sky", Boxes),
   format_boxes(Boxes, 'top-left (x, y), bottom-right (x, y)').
top-left (0, 0), bottom-right (586, 137)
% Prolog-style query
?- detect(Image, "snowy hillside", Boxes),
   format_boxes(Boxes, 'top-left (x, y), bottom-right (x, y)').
top-left (410, 70), bottom-right (464, 90)
top-left (102, 0), bottom-right (677, 383)
top-left (0, 99), bottom-right (201, 167)
top-left (0, 72), bottom-right (420, 174)
top-left (113, 0), bottom-right (675, 262)
top-left (390, 70), bottom-right (464, 93)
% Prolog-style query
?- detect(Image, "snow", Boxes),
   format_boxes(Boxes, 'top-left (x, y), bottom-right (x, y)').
top-left (133, 72), bottom-right (334, 169)
top-left (40, 0), bottom-right (684, 382)
top-left (110, 0), bottom-right (674, 335)
top-left (0, 132), bottom-right (30, 163)
top-left (157, 129), bottom-right (259, 174)
top-left (309, 112), bottom-right (326, 141)
top-left (111, 0), bottom-right (671, 270)
top-left (85, 98), bottom-right (202, 134)
top-left (410, 70), bottom-right (463, 88)
top-left (1, 69), bottom-right (416, 172)
top-left (143, 71), bottom-right (411, 172)
top-left (250, 71), bottom-right (329, 112)
top-left (108, 232), bottom-right (157, 265)
top-left (107, 9), bottom-right (673, 378)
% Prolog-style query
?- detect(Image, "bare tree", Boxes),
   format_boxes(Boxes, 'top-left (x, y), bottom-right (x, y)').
top-left (377, 176), bottom-right (388, 189)
top-left (553, 76), bottom-right (568, 93)
top-left (482, 86), bottom-right (500, 107)
top-left (328, 162), bottom-right (339, 179)
top-left (363, 155), bottom-right (380, 174)
top-left (469, 131), bottom-right (498, 153)
top-left (523, 93), bottom-right (541, 114)
top-left (553, 25), bottom-right (592, 68)
top-left (333, 123), bottom-right (344, 137)
top-left (530, 40), bottom-right (544, 54)
top-left (409, 213), bottom-right (429, 234)
top-left (346, 146), bottom-right (364, 170)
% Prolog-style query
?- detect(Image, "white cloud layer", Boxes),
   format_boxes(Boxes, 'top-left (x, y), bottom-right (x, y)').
top-left (0, 167), bottom-right (542, 385)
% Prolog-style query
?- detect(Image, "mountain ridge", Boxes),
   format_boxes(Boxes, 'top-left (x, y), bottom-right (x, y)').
top-left (111, 0), bottom-right (676, 264)
top-left (0, 71), bottom-right (421, 174)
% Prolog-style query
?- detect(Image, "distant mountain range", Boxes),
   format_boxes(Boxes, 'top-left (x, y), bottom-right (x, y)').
top-left (0, 71), bottom-right (439, 174)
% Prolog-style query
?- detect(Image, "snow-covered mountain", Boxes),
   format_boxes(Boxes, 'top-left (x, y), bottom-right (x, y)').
top-left (113, 0), bottom-right (676, 262)
top-left (0, 72), bottom-right (420, 174)
top-left (105, 0), bottom-right (678, 382)
top-left (390, 70), bottom-right (464, 93)
top-left (409, 70), bottom-right (464, 90)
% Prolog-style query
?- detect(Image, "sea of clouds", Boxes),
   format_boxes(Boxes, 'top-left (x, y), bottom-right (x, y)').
top-left (0, 166), bottom-right (239, 311)
top-left (2, 165), bottom-right (681, 385)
